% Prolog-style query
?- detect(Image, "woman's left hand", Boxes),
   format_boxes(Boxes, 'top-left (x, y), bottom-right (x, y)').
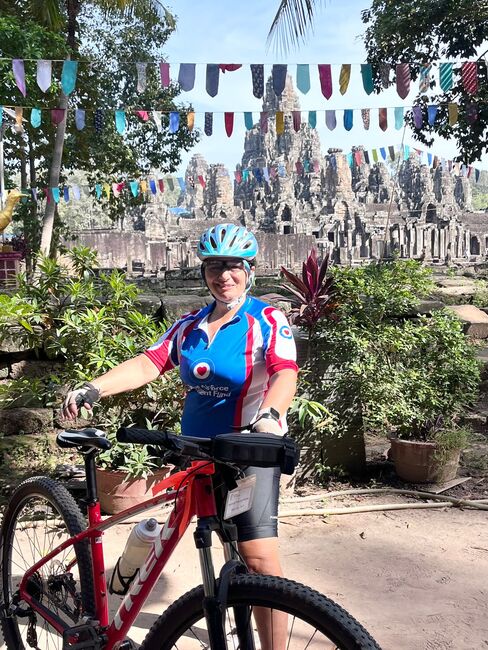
top-left (251, 418), bottom-right (283, 435)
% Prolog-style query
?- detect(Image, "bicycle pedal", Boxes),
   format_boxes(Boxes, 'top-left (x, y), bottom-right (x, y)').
top-left (62, 622), bottom-right (102, 649)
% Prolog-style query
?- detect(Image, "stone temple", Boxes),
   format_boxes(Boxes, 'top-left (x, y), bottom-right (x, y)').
top-left (75, 76), bottom-right (488, 273)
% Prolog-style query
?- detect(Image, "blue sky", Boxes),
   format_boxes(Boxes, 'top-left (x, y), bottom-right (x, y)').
top-left (163, 0), bottom-right (488, 175)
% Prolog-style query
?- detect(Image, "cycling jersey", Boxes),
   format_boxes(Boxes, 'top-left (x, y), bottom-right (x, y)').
top-left (144, 296), bottom-right (298, 437)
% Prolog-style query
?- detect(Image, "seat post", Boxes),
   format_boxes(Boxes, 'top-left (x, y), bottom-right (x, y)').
top-left (83, 449), bottom-right (99, 504)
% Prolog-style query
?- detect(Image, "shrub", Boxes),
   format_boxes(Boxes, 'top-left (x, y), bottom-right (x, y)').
top-left (0, 248), bottom-right (185, 476)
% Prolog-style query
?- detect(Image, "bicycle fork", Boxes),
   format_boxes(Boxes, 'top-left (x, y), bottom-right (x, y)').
top-left (193, 475), bottom-right (255, 650)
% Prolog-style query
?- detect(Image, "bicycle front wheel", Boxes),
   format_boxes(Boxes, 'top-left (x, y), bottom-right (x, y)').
top-left (140, 573), bottom-right (381, 650)
top-left (0, 476), bottom-right (95, 650)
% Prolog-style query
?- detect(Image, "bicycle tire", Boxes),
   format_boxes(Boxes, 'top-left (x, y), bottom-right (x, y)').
top-left (0, 476), bottom-right (95, 649)
top-left (140, 573), bottom-right (382, 650)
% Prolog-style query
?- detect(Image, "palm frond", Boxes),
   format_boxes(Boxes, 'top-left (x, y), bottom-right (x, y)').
top-left (30, 0), bottom-right (65, 30)
top-left (267, 0), bottom-right (323, 55)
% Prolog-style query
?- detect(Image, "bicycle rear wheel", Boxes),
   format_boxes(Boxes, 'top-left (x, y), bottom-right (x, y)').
top-left (140, 573), bottom-right (381, 650)
top-left (0, 477), bottom-right (95, 650)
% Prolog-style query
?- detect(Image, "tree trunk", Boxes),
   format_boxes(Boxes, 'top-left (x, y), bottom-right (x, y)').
top-left (39, 92), bottom-right (68, 257)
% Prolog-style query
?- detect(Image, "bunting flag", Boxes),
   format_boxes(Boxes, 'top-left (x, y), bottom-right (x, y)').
top-left (427, 104), bottom-right (438, 126)
top-left (396, 64), bottom-right (411, 99)
top-left (276, 111), bottom-right (284, 135)
top-left (272, 64), bottom-right (287, 95)
top-left (308, 111), bottom-right (317, 128)
top-left (439, 62), bottom-right (453, 92)
top-left (152, 110), bottom-right (162, 131)
top-left (293, 110), bottom-right (301, 132)
top-left (160, 62), bottom-right (170, 87)
top-left (325, 109), bottom-right (336, 130)
top-left (94, 108), bottom-right (104, 133)
top-left (461, 62), bottom-right (478, 94)
top-left (418, 64), bottom-right (431, 93)
top-left (187, 111), bottom-right (195, 131)
top-left (260, 111), bottom-right (268, 134)
top-left (466, 103), bottom-right (478, 124)
top-left (12, 59), bottom-right (26, 97)
top-left (169, 111), bottom-right (179, 133)
top-left (339, 64), bottom-right (351, 95)
top-left (318, 64), bottom-right (333, 99)
top-left (178, 63), bottom-right (196, 91)
top-left (31, 108), bottom-right (41, 128)
top-left (251, 64), bottom-right (264, 99)
top-left (51, 108), bottom-right (65, 125)
top-left (1, 57), bottom-right (485, 102)
top-left (75, 108), bottom-right (85, 130)
top-left (361, 108), bottom-right (370, 130)
top-left (244, 111), bottom-right (253, 130)
top-left (204, 111), bottom-right (213, 136)
top-left (224, 111), bottom-right (234, 137)
top-left (206, 64), bottom-right (219, 97)
top-left (61, 60), bottom-right (78, 95)
top-left (343, 109), bottom-right (353, 131)
top-left (115, 110), bottom-right (126, 134)
top-left (37, 60), bottom-right (52, 92)
top-left (296, 64), bottom-right (310, 94)
top-left (14, 107), bottom-right (23, 131)
top-left (394, 106), bottom-right (404, 130)
top-left (361, 64), bottom-right (374, 95)
top-left (136, 63), bottom-right (147, 93)
top-left (448, 103), bottom-right (459, 126)
top-left (379, 107), bottom-right (388, 131)
top-left (412, 105), bottom-right (423, 129)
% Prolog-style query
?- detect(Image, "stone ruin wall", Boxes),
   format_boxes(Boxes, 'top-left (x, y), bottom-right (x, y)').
top-left (71, 75), bottom-right (487, 275)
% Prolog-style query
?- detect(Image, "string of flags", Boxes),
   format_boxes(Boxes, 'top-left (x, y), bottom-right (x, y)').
top-left (6, 143), bottom-right (482, 206)
top-left (0, 101), bottom-right (484, 137)
top-left (1, 58), bottom-right (486, 99)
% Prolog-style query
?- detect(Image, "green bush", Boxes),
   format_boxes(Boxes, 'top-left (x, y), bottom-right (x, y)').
top-left (287, 260), bottom-right (480, 473)
top-left (0, 248), bottom-right (185, 476)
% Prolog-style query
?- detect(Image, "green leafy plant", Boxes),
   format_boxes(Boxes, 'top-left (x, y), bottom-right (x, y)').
top-left (0, 247), bottom-right (185, 478)
top-left (280, 249), bottom-right (336, 338)
top-left (284, 259), bottom-right (480, 480)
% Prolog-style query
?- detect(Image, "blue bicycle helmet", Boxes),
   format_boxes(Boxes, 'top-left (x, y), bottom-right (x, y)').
top-left (197, 223), bottom-right (258, 261)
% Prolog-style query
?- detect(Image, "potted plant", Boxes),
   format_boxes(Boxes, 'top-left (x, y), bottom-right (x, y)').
top-left (96, 426), bottom-right (171, 514)
top-left (389, 416), bottom-right (470, 484)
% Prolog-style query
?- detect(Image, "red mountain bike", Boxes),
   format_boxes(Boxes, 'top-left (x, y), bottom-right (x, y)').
top-left (0, 426), bottom-right (381, 649)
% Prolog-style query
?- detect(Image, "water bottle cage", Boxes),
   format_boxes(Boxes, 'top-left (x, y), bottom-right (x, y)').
top-left (108, 557), bottom-right (138, 596)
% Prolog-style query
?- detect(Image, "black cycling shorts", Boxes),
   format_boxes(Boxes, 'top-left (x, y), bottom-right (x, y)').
top-left (214, 465), bottom-right (281, 543)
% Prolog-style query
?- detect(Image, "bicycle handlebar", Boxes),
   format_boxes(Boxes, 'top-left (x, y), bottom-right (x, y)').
top-left (116, 427), bottom-right (300, 475)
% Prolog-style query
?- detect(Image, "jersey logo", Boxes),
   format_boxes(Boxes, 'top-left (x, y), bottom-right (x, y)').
top-left (279, 325), bottom-right (293, 339)
top-left (192, 361), bottom-right (212, 380)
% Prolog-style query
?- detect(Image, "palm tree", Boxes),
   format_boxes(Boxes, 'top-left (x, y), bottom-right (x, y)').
top-left (267, 0), bottom-right (323, 54)
top-left (6, 0), bottom-right (172, 256)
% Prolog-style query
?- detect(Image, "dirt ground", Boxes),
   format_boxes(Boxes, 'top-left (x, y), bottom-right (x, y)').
top-left (0, 492), bottom-right (487, 650)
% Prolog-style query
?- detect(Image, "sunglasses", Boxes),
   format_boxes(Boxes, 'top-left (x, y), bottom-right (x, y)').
top-left (203, 260), bottom-right (246, 274)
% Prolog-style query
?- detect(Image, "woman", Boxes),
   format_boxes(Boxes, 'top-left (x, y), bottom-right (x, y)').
top-left (62, 223), bottom-right (298, 647)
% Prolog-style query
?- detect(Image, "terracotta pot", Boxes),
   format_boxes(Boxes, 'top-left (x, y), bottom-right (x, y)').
top-left (96, 467), bottom-right (170, 515)
top-left (390, 438), bottom-right (461, 484)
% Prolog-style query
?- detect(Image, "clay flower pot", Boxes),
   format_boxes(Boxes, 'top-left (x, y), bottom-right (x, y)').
top-left (96, 466), bottom-right (170, 515)
top-left (390, 438), bottom-right (461, 484)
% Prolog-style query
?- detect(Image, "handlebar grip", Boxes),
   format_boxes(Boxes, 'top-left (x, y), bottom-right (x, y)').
top-left (117, 427), bottom-right (175, 446)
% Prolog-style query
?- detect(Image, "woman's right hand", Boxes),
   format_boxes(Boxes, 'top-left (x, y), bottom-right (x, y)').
top-left (61, 382), bottom-right (100, 420)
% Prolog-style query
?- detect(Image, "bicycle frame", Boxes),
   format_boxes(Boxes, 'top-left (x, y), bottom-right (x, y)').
top-left (18, 460), bottom-right (221, 649)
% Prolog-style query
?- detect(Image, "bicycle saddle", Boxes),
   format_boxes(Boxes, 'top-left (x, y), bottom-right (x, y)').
top-left (57, 427), bottom-right (112, 451)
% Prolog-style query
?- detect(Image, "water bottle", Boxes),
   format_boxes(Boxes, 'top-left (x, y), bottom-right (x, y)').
top-left (109, 518), bottom-right (161, 595)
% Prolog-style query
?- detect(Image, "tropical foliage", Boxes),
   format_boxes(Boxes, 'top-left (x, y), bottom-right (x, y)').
top-left (0, 247), bottom-right (185, 476)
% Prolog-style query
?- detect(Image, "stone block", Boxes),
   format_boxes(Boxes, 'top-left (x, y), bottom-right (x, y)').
top-left (0, 407), bottom-right (53, 436)
top-left (9, 360), bottom-right (64, 381)
top-left (447, 305), bottom-right (488, 338)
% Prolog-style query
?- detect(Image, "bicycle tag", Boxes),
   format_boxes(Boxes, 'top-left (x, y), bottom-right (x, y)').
top-left (223, 474), bottom-right (256, 520)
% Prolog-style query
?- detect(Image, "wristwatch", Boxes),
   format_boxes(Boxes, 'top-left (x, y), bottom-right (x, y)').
top-left (255, 407), bottom-right (281, 423)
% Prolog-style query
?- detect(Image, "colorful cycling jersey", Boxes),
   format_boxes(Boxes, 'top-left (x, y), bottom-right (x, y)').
top-left (144, 296), bottom-right (298, 437)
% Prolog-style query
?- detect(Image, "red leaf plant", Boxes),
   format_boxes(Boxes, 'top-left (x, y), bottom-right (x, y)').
top-left (280, 249), bottom-right (337, 335)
